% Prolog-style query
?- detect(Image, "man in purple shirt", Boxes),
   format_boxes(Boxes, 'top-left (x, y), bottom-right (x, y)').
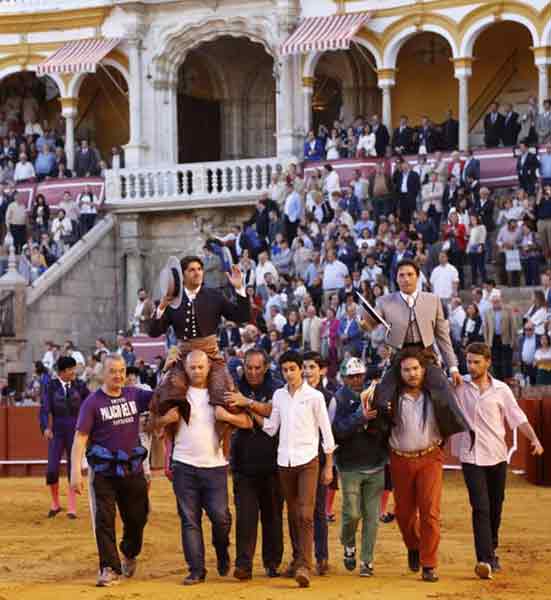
top-left (71, 354), bottom-right (153, 587)
top-left (454, 342), bottom-right (543, 580)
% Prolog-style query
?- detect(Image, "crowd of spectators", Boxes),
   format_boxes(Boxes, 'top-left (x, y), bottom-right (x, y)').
top-left (193, 152), bottom-right (551, 390)
top-left (0, 181), bottom-right (103, 283)
top-left (303, 98), bottom-right (551, 164)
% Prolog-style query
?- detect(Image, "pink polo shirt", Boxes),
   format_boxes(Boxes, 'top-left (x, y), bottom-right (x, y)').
top-left (452, 376), bottom-right (527, 466)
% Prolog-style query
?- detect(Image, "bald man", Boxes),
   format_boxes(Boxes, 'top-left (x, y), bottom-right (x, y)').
top-left (159, 351), bottom-right (252, 585)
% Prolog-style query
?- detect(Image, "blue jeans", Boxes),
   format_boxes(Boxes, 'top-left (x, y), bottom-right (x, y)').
top-left (172, 462), bottom-right (231, 576)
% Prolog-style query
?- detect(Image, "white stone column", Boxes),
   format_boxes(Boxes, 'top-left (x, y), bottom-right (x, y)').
top-left (538, 64), bottom-right (549, 111)
top-left (302, 77), bottom-right (314, 134)
top-left (276, 55), bottom-right (296, 157)
top-left (377, 69), bottom-right (395, 131)
top-left (454, 58), bottom-right (473, 152)
top-left (60, 98), bottom-right (77, 170)
top-left (125, 38), bottom-right (147, 167)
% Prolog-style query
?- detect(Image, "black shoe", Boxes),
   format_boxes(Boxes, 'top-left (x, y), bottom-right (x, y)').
top-left (344, 546), bottom-right (356, 571)
top-left (380, 512), bottom-right (395, 524)
top-left (408, 549), bottom-right (420, 572)
top-left (234, 567), bottom-right (252, 580)
top-left (47, 508), bottom-right (62, 518)
top-left (359, 562), bottom-right (374, 577)
top-left (217, 553), bottom-right (230, 577)
top-left (67, 513), bottom-right (77, 520)
top-left (183, 573), bottom-right (206, 586)
top-left (422, 567), bottom-right (439, 582)
top-left (265, 566), bottom-right (280, 578)
top-left (283, 563), bottom-right (296, 578)
top-left (491, 556), bottom-right (501, 572)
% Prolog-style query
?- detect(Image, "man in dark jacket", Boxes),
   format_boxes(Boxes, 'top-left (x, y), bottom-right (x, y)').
top-left (501, 103), bottom-right (521, 147)
top-left (484, 103), bottom-right (505, 148)
top-left (332, 357), bottom-right (388, 578)
top-left (225, 349), bottom-right (284, 579)
top-left (244, 198), bottom-right (270, 240)
top-left (74, 139), bottom-right (98, 177)
top-left (516, 141), bottom-right (540, 195)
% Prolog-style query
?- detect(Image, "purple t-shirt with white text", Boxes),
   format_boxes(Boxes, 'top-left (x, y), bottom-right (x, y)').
top-left (76, 387), bottom-right (153, 454)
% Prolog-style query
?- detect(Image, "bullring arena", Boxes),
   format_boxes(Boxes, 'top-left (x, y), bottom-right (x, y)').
top-left (1, 471), bottom-right (550, 600)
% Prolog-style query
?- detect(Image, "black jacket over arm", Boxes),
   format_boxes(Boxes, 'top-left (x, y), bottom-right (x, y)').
top-left (147, 287), bottom-right (250, 339)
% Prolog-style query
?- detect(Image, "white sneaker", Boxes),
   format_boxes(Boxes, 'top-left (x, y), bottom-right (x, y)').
top-left (97, 567), bottom-right (120, 587)
top-left (475, 561), bottom-right (493, 580)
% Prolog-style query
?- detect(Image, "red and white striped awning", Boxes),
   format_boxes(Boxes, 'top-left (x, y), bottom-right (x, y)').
top-left (281, 13), bottom-right (371, 56)
top-left (36, 38), bottom-right (121, 76)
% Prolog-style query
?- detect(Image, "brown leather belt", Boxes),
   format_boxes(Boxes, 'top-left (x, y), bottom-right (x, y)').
top-left (391, 440), bottom-right (442, 459)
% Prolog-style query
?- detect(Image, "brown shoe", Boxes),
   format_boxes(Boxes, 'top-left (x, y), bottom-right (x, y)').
top-left (316, 560), bottom-right (329, 576)
top-left (283, 563), bottom-right (296, 578)
top-left (233, 567), bottom-right (252, 580)
top-left (295, 568), bottom-right (310, 588)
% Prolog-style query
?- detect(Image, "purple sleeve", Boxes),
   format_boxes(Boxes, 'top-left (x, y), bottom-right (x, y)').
top-left (136, 388), bottom-right (154, 413)
top-left (76, 395), bottom-right (96, 434)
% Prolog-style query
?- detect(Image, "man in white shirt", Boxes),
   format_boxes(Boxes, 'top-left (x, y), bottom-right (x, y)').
top-left (250, 351), bottom-right (335, 588)
top-left (255, 251), bottom-right (279, 289)
top-left (322, 249), bottom-right (349, 306)
top-left (448, 297), bottom-right (466, 344)
top-left (361, 254), bottom-right (383, 287)
top-left (323, 164), bottom-right (341, 197)
top-left (159, 350), bottom-right (252, 585)
top-left (429, 252), bottom-right (459, 304)
top-left (13, 152), bottom-right (36, 182)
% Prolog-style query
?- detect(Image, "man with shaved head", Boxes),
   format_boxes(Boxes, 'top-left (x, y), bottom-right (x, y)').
top-left (158, 350), bottom-right (253, 585)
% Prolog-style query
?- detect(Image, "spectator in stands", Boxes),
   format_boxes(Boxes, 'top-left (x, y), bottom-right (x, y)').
top-left (501, 103), bottom-right (521, 146)
top-left (516, 141), bottom-right (539, 195)
top-left (475, 187), bottom-right (496, 263)
top-left (395, 160), bottom-right (420, 225)
top-left (5, 193), bottom-right (27, 253)
top-left (31, 194), bottom-right (50, 238)
top-left (50, 208), bottom-right (72, 256)
top-left (440, 109), bottom-right (459, 150)
top-left (14, 152), bottom-right (35, 182)
top-left (0, 158), bottom-right (15, 184)
top-left (536, 185), bottom-right (551, 260)
top-left (283, 180), bottom-right (301, 243)
top-left (416, 115), bottom-right (436, 154)
top-left (74, 139), bottom-right (98, 177)
top-left (462, 148), bottom-right (480, 184)
top-left (520, 95), bottom-right (538, 144)
top-left (77, 184), bottom-right (100, 235)
top-left (534, 333), bottom-right (551, 385)
top-left (536, 99), bottom-right (551, 144)
top-left (356, 125), bottom-right (376, 158)
top-left (370, 114), bottom-right (389, 158)
top-left (54, 161), bottom-right (72, 179)
top-left (57, 191), bottom-right (80, 241)
top-left (460, 304), bottom-right (484, 349)
top-left (496, 219), bottom-right (522, 287)
top-left (429, 251), bottom-right (459, 306)
top-left (109, 146), bottom-right (125, 170)
top-left (519, 321), bottom-right (540, 385)
top-left (38, 232), bottom-right (56, 267)
top-left (483, 294), bottom-right (518, 381)
top-left (421, 172), bottom-right (444, 228)
top-left (35, 144), bottom-right (56, 181)
top-left (467, 213), bottom-right (487, 286)
top-left (520, 221), bottom-right (541, 286)
top-left (391, 115), bottom-right (414, 155)
top-left (304, 130), bottom-right (324, 162)
top-left (484, 102), bottom-right (505, 148)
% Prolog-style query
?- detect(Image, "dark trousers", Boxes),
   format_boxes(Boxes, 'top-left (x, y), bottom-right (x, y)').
top-left (46, 424), bottom-right (75, 485)
top-left (469, 250), bottom-right (486, 286)
top-left (172, 461), bottom-right (231, 577)
top-left (398, 193), bottom-right (415, 225)
top-left (278, 457), bottom-right (319, 572)
top-left (284, 216), bottom-right (298, 244)
top-left (314, 477), bottom-right (329, 562)
top-left (522, 256), bottom-right (540, 286)
top-left (461, 462), bottom-right (507, 563)
top-left (449, 250), bottom-right (465, 289)
top-left (80, 213), bottom-right (96, 236)
top-left (10, 224), bottom-right (27, 254)
top-left (233, 472), bottom-right (284, 573)
top-left (522, 362), bottom-right (537, 386)
top-left (89, 471), bottom-right (149, 572)
top-left (491, 336), bottom-right (513, 380)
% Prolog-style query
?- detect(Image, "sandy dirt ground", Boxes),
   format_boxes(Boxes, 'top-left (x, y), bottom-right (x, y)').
top-left (1, 471), bottom-right (550, 600)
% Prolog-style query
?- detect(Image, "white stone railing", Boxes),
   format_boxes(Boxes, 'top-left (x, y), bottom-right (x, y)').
top-left (105, 157), bottom-right (292, 206)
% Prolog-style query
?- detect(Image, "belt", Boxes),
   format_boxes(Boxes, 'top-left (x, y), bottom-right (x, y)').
top-left (391, 440), bottom-right (442, 459)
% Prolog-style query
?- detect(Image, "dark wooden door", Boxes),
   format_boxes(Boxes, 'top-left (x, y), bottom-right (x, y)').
top-left (178, 94), bottom-right (221, 163)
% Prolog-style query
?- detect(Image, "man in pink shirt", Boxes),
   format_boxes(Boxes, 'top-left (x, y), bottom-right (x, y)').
top-left (454, 342), bottom-right (543, 580)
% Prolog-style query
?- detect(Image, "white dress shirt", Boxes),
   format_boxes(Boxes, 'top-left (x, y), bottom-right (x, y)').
top-left (430, 264), bottom-right (459, 300)
top-left (263, 381), bottom-right (336, 467)
top-left (173, 386), bottom-right (227, 468)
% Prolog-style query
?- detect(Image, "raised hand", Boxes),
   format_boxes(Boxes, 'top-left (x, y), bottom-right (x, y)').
top-left (226, 264), bottom-right (244, 289)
